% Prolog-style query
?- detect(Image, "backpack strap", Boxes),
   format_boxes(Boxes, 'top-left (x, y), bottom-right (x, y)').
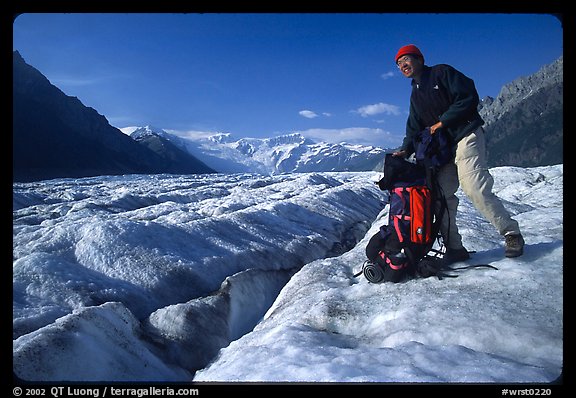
top-left (416, 255), bottom-right (498, 280)
top-left (391, 186), bottom-right (411, 243)
top-left (448, 264), bottom-right (499, 272)
top-left (425, 166), bottom-right (452, 248)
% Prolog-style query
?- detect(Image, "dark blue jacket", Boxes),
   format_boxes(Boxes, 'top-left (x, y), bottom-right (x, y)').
top-left (400, 64), bottom-right (485, 155)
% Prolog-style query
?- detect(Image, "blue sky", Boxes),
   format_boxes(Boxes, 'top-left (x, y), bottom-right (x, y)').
top-left (13, 13), bottom-right (563, 148)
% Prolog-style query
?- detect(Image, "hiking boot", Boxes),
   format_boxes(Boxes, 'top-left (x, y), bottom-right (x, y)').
top-left (443, 247), bottom-right (470, 265)
top-left (505, 233), bottom-right (525, 258)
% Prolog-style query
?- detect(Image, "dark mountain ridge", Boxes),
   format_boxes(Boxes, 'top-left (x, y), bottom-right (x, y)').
top-left (13, 51), bottom-right (214, 182)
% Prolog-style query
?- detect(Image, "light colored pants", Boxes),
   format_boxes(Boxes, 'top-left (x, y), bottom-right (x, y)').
top-left (436, 127), bottom-right (521, 249)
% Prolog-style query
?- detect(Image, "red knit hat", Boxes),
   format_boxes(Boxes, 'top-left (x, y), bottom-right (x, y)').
top-left (395, 44), bottom-right (424, 63)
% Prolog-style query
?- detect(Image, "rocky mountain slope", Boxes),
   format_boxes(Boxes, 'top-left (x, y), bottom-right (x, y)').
top-left (12, 51), bottom-right (214, 182)
top-left (480, 56), bottom-right (563, 167)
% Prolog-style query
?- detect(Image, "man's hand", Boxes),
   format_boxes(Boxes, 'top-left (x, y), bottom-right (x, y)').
top-left (392, 150), bottom-right (407, 158)
top-left (430, 121), bottom-right (443, 134)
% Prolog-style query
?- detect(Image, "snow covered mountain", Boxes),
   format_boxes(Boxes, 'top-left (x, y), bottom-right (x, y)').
top-left (124, 126), bottom-right (388, 175)
top-left (13, 165), bottom-right (563, 383)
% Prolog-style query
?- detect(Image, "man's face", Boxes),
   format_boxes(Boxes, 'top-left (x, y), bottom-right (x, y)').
top-left (396, 55), bottom-right (422, 78)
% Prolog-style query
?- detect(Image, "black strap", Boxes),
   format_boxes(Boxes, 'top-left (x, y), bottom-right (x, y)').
top-left (417, 251), bottom-right (498, 280)
top-left (448, 264), bottom-right (499, 271)
top-left (432, 263), bottom-right (498, 280)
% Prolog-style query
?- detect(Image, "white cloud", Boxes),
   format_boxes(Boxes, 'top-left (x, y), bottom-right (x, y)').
top-left (355, 102), bottom-right (401, 118)
top-left (53, 77), bottom-right (102, 87)
top-left (53, 70), bottom-right (132, 87)
top-left (380, 71), bottom-right (395, 80)
top-left (297, 127), bottom-right (403, 148)
top-left (299, 110), bottom-right (319, 119)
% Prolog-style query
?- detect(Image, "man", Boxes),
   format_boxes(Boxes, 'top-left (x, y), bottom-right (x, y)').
top-left (392, 44), bottom-right (524, 262)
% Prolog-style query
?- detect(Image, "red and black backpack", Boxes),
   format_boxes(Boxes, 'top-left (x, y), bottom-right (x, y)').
top-left (362, 153), bottom-right (446, 283)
